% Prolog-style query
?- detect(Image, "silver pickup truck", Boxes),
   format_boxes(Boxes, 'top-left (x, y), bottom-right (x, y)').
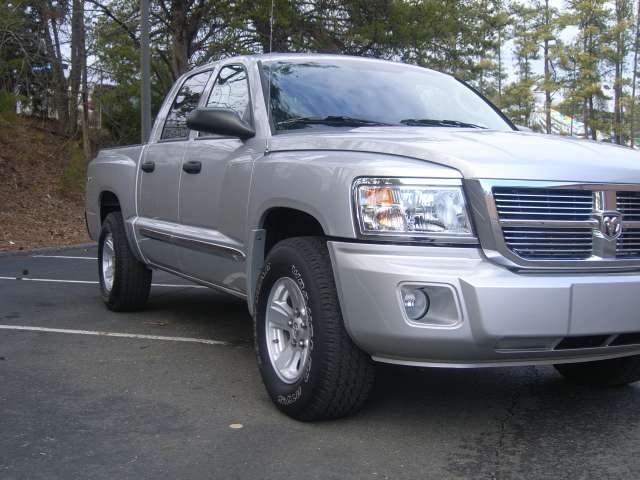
top-left (86, 53), bottom-right (640, 420)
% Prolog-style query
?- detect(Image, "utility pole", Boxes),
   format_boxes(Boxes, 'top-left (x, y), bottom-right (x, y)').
top-left (140, 0), bottom-right (151, 143)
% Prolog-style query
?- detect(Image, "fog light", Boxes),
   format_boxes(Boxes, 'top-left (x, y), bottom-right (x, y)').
top-left (400, 286), bottom-right (429, 320)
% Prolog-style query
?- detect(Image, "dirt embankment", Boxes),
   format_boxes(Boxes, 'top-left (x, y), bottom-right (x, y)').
top-left (0, 116), bottom-right (91, 251)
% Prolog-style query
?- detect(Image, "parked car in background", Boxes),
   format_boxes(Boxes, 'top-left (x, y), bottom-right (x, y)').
top-left (86, 54), bottom-right (640, 421)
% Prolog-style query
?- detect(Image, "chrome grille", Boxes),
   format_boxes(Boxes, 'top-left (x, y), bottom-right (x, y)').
top-left (493, 188), bottom-right (593, 221)
top-left (617, 191), bottom-right (640, 221)
top-left (494, 187), bottom-right (594, 260)
top-left (469, 180), bottom-right (640, 270)
top-left (617, 228), bottom-right (640, 258)
top-left (502, 226), bottom-right (593, 259)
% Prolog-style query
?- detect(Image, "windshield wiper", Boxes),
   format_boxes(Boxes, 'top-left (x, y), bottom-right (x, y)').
top-left (277, 115), bottom-right (392, 129)
top-left (399, 118), bottom-right (486, 129)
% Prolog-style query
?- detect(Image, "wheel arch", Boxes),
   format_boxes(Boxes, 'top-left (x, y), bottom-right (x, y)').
top-left (246, 205), bottom-right (328, 316)
top-left (99, 190), bottom-right (121, 224)
top-left (260, 206), bottom-right (326, 257)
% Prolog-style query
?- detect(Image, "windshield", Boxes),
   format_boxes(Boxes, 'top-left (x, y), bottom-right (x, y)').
top-left (261, 58), bottom-right (513, 133)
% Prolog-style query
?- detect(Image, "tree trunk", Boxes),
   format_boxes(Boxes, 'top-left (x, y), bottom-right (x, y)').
top-left (169, 0), bottom-right (190, 80)
top-left (50, 20), bottom-right (69, 131)
top-left (69, 0), bottom-right (84, 136)
top-left (631, 0), bottom-right (640, 147)
top-left (614, 58), bottom-right (623, 144)
top-left (79, 2), bottom-right (91, 161)
top-left (589, 95), bottom-right (597, 140)
top-left (583, 98), bottom-right (590, 138)
top-left (81, 64), bottom-right (91, 162)
top-left (39, 4), bottom-right (69, 132)
top-left (497, 28), bottom-right (502, 107)
top-left (544, 0), bottom-right (552, 134)
top-left (613, 0), bottom-right (626, 145)
top-left (544, 39), bottom-right (552, 134)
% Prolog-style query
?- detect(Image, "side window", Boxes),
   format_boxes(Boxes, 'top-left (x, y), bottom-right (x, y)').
top-left (161, 70), bottom-right (211, 140)
top-left (206, 65), bottom-right (251, 123)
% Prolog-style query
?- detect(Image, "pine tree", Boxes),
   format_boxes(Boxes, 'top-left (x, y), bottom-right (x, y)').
top-left (631, 0), bottom-right (640, 146)
top-left (502, 1), bottom-right (539, 127)
top-left (562, 0), bottom-right (611, 140)
top-left (607, 0), bottom-right (633, 144)
top-left (532, 0), bottom-right (562, 134)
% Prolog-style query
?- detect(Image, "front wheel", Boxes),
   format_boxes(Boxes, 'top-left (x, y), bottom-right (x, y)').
top-left (554, 355), bottom-right (640, 387)
top-left (98, 212), bottom-right (152, 311)
top-left (254, 237), bottom-right (375, 421)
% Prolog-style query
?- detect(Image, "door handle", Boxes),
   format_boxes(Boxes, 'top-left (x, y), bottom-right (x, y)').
top-left (141, 160), bottom-right (155, 173)
top-left (182, 160), bottom-right (202, 174)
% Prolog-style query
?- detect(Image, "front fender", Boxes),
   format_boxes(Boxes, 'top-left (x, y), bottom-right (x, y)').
top-left (85, 145), bottom-right (144, 259)
top-left (248, 149), bottom-right (461, 239)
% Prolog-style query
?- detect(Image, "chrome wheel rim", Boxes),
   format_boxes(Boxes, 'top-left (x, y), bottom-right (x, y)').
top-left (265, 277), bottom-right (312, 384)
top-left (101, 233), bottom-right (116, 292)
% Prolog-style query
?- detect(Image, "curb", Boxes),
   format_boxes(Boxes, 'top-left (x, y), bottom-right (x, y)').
top-left (0, 243), bottom-right (97, 258)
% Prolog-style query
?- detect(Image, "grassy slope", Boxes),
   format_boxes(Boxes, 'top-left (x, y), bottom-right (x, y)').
top-left (0, 116), bottom-right (90, 251)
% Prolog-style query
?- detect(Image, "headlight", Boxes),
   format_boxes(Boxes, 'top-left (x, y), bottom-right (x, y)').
top-left (353, 178), bottom-right (475, 242)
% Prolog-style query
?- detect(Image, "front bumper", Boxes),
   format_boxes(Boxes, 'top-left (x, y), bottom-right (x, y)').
top-left (328, 241), bottom-right (640, 367)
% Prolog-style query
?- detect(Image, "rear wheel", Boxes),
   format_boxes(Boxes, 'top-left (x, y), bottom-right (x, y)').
top-left (98, 212), bottom-right (152, 311)
top-left (554, 355), bottom-right (640, 387)
top-left (254, 237), bottom-right (375, 421)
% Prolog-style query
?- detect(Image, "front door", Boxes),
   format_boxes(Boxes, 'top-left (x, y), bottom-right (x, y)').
top-left (176, 64), bottom-right (257, 293)
top-left (136, 69), bottom-right (212, 269)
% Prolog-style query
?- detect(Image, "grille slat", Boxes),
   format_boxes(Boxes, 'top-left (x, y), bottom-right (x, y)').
top-left (618, 192), bottom-right (640, 221)
top-left (502, 226), bottom-right (593, 259)
top-left (498, 205), bottom-right (592, 211)
top-left (498, 211), bottom-right (592, 217)
top-left (494, 188), bottom-right (593, 223)
top-left (496, 199), bottom-right (593, 205)
top-left (495, 187), bottom-right (594, 260)
top-left (503, 230), bottom-right (592, 235)
top-left (494, 193), bottom-right (592, 199)
top-left (617, 227), bottom-right (640, 257)
top-left (507, 242), bottom-right (591, 247)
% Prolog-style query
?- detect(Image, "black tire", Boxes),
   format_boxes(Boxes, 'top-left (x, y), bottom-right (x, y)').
top-left (554, 354), bottom-right (640, 387)
top-left (254, 237), bottom-right (375, 421)
top-left (98, 212), bottom-right (152, 311)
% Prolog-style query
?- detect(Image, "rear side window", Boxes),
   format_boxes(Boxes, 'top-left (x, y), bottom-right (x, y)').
top-left (161, 70), bottom-right (211, 140)
top-left (206, 65), bottom-right (251, 123)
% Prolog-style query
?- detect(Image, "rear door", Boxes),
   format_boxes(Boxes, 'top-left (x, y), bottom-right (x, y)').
top-left (176, 63), bottom-right (258, 293)
top-left (136, 69), bottom-right (212, 268)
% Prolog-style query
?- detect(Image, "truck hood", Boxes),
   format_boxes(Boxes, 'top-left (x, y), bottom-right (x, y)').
top-left (268, 127), bottom-right (640, 183)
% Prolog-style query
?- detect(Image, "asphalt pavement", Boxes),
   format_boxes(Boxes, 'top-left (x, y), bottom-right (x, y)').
top-left (1, 245), bottom-right (640, 479)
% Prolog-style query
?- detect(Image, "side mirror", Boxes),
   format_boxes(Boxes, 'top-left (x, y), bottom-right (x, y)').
top-left (186, 107), bottom-right (255, 139)
top-left (515, 124), bottom-right (532, 132)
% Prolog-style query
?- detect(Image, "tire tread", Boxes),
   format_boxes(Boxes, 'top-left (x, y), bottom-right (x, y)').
top-left (555, 355), bottom-right (640, 387)
top-left (100, 212), bottom-right (151, 311)
top-left (257, 236), bottom-right (375, 421)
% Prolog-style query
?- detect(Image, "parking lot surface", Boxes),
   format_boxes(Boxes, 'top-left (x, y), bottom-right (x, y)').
top-left (1, 245), bottom-right (640, 479)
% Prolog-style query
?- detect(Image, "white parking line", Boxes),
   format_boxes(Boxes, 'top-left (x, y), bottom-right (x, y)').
top-left (0, 276), bottom-right (206, 288)
top-left (0, 324), bottom-right (232, 345)
top-left (32, 255), bottom-right (98, 260)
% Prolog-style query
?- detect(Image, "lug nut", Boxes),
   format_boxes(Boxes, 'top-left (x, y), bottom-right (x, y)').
top-left (298, 340), bottom-right (305, 348)
top-left (273, 338), bottom-right (279, 344)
